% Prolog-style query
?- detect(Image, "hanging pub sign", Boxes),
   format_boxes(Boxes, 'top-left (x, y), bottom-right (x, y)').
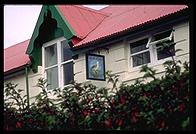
top-left (86, 54), bottom-right (106, 81)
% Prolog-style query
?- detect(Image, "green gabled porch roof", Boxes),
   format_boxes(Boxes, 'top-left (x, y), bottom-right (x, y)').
top-left (26, 5), bottom-right (76, 56)
top-left (26, 5), bottom-right (108, 72)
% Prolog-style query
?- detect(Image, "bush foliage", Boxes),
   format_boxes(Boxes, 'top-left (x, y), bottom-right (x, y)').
top-left (4, 60), bottom-right (190, 130)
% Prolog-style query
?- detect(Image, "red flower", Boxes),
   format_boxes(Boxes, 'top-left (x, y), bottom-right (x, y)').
top-left (142, 93), bottom-right (146, 98)
top-left (111, 98), bottom-right (115, 104)
top-left (87, 96), bottom-right (93, 101)
top-left (82, 109), bottom-right (89, 117)
top-left (160, 120), bottom-right (165, 128)
top-left (152, 95), bottom-right (157, 99)
top-left (96, 95), bottom-right (99, 99)
top-left (120, 96), bottom-right (126, 104)
top-left (143, 92), bottom-right (150, 98)
top-left (105, 118), bottom-right (112, 128)
top-left (116, 119), bottom-right (123, 126)
top-left (16, 121), bottom-right (22, 128)
top-left (179, 80), bottom-right (184, 87)
top-left (94, 108), bottom-right (100, 113)
top-left (28, 118), bottom-right (33, 123)
top-left (179, 103), bottom-right (186, 112)
top-left (131, 111), bottom-right (139, 123)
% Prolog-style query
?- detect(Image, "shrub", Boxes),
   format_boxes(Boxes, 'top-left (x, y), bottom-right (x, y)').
top-left (4, 60), bottom-right (190, 130)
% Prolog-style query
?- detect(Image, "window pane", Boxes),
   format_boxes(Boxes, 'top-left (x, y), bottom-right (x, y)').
top-left (45, 44), bottom-right (57, 67)
top-left (61, 40), bottom-right (72, 62)
top-left (157, 44), bottom-right (175, 60)
top-left (132, 51), bottom-right (150, 67)
top-left (46, 67), bottom-right (58, 90)
top-left (63, 62), bottom-right (74, 85)
top-left (130, 39), bottom-right (148, 54)
top-left (153, 30), bottom-right (172, 41)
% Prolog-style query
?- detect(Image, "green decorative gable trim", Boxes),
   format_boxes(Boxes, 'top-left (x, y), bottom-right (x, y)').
top-left (26, 5), bottom-right (75, 73)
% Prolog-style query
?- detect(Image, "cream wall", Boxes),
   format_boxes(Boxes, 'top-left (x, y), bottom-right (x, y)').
top-left (74, 21), bottom-right (189, 86)
top-left (4, 66), bottom-right (43, 104)
top-left (4, 21), bottom-right (189, 100)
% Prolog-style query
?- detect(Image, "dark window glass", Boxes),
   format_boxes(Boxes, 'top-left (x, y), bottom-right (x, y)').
top-left (63, 62), bottom-right (74, 85)
top-left (61, 40), bottom-right (72, 62)
top-left (130, 39), bottom-right (148, 54)
top-left (153, 30), bottom-right (172, 41)
top-left (46, 67), bottom-right (58, 90)
top-left (157, 44), bottom-right (175, 60)
top-left (45, 44), bottom-right (57, 67)
top-left (132, 51), bottom-right (150, 67)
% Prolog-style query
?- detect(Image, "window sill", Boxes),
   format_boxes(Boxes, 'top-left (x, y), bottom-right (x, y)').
top-left (129, 56), bottom-right (174, 72)
top-left (127, 56), bottom-right (175, 82)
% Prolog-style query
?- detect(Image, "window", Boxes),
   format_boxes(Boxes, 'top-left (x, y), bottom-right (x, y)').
top-left (156, 42), bottom-right (175, 60)
top-left (61, 40), bottom-right (74, 86)
top-left (130, 29), bottom-right (175, 68)
top-left (153, 30), bottom-right (175, 60)
top-left (130, 39), bottom-right (150, 67)
top-left (43, 38), bottom-right (73, 89)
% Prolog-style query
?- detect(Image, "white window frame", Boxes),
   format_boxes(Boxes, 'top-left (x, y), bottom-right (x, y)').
top-left (150, 29), bottom-right (176, 65)
top-left (129, 36), bottom-right (154, 71)
top-left (42, 37), bottom-right (73, 89)
top-left (129, 29), bottom-right (175, 71)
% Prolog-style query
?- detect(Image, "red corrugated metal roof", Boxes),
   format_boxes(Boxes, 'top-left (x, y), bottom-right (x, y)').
top-left (57, 5), bottom-right (108, 39)
top-left (4, 40), bottom-right (30, 73)
top-left (73, 5), bottom-right (188, 47)
top-left (4, 5), bottom-right (188, 73)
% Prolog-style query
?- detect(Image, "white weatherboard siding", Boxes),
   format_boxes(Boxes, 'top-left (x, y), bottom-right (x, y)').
top-left (4, 66), bottom-right (42, 104)
top-left (28, 66), bottom-right (43, 102)
top-left (174, 22), bottom-right (189, 63)
top-left (74, 21), bottom-right (190, 86)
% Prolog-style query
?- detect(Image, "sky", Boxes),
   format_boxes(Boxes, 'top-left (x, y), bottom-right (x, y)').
top-left (4, 5), bottom-right (108, 49)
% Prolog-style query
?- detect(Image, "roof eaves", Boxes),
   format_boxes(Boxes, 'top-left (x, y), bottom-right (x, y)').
top-left (4, 64), bottom-right (28, 75)
top-left (4, 39), bottom-right (30, 50)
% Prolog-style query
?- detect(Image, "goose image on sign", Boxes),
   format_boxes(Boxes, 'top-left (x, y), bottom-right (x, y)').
top-left (90, 61), bottom-right (100, 78)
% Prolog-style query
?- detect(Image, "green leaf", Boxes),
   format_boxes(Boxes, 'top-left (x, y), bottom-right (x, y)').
top-left (181, 117), bottom-right (190, 129)
top-left (47, 116), bottom-right (56, 124)
top-left (97, 111), bottom-right (106, 122)
top-left (116, 126), bottom-right (121, 130)
top-left (157, 108), bottom-right (164, 114)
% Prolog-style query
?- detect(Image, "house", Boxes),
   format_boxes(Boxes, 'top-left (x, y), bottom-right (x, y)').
top-left (4, 5), bottom-right (189, 103)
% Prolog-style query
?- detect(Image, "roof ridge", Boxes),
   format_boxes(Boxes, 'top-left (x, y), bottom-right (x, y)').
top-left (106, 6), bottom-right (140, 20)
top-left (4, 39), bottom-right (30, 50)
top-left (81, 13), bottom-right (108, 39)
top-left (99, 5), bottom-right (110, 11)
top-left (73, 5), bottom-right (109, 17)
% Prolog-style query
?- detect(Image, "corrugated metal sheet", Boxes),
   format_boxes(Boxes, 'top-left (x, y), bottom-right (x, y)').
top-left (58, 5), bottom-right (108, 39)
top-left (4, 5), bottom-right (188, 73)
top-left (74, 5), bottom-right (188, 47)
top-left (4, 40), bottom-right (30, 73)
